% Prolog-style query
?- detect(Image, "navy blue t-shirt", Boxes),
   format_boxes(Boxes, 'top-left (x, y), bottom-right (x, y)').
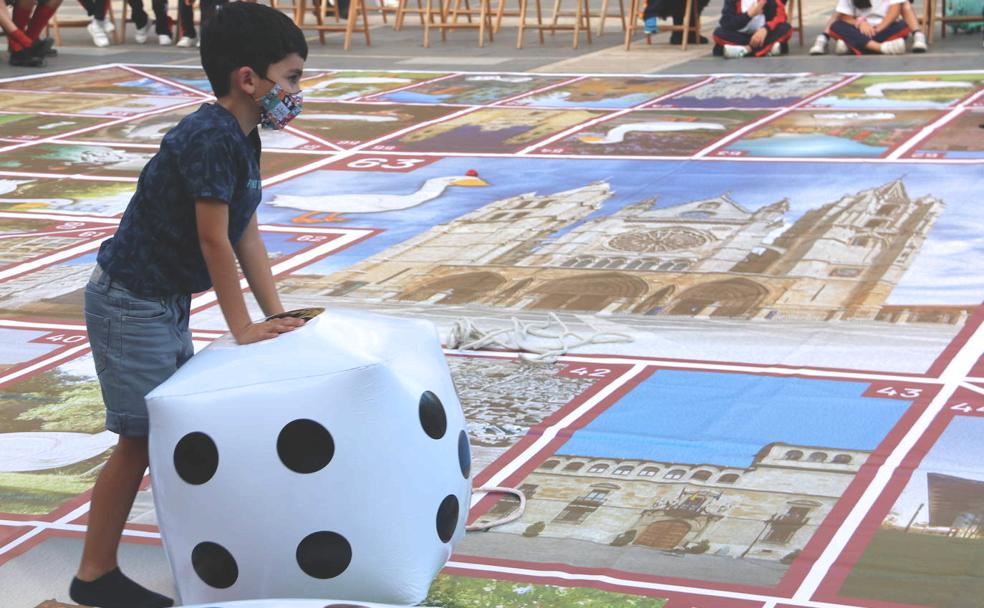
top-left (97, 103), bottom-right (263, 297)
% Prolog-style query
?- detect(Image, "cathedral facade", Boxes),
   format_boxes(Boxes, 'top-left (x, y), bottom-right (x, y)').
top-left (292, 179), bottom-right (951, 322)
top-left (471, 442), bottom-right (870, 562)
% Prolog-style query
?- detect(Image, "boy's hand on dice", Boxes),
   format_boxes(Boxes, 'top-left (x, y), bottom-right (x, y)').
top-left (234, 317), bottom-right (305, 344)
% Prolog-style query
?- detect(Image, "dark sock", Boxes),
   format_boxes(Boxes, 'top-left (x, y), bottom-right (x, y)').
top-left (69, 568), bottom-right (174, 608)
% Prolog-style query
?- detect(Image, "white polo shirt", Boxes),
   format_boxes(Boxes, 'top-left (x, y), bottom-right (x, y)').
top-left (835, 0), bottom-right (905, 25)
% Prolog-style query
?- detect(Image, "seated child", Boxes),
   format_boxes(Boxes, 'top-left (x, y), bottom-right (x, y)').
top-left (713, 0), bottom-right (792, 57)
top-left (810, 0), bottom-right (926, 54)
top-left (827, 0), bottom-right (910, 54)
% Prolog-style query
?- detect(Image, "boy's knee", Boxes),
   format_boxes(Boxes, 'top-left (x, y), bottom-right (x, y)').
top-left (774, 22), bottom-right (791, 36)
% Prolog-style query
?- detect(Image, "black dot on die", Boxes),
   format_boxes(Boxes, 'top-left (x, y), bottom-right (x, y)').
top-left (296, 531), bottom-right (352, 579)
top-left (436, 494), bottom-right (459, 543)
top-left (419, 391), bottom-right (447, 440)
top-left (278, 419), bottom-right (334, 474)
top-left (191, 541), bottom-right (238, 589)
top-left (173, 432), bottom-right (219, 485)
top-left (458, 430), bottom-right (471, 479)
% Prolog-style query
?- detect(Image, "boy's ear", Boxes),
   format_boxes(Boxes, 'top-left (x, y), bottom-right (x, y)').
top-left (230, 66), bottom-right (260, 97)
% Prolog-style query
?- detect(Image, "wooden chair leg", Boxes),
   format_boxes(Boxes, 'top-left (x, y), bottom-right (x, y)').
top-left (583, 0), bottom-right (592, 43)
top-left (361, 0), bottom-right (372, 44)
top-left (424, 0), bottom-right (432, 46)
top-left (617, 0), bottom-right (626, 34)
top-left (317, 0), bottom-right (327, 44)
top-left (572, 0), bottom-right (581, 48)
top-left (624, 0), bottom-right (635, 49)
top-left (549, 0), bottom-right (560, 34)
top-left (597, 0), bottom-right (608, 35)
top-left (343, 0), bottom-right (355, 49)
top-left (796, 0), bottom-right (803, 45)
top-left (680, 0), bottom-right (692, 49)
top-left (535, 0), bottom-right (545, 43)
top-left (478, 0), bottom-right (486, 46)
top-left (516, 0), bottom-right (526, 47)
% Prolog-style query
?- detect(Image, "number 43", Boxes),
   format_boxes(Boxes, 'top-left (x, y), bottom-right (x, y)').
top-left (876, 386), bottom-right (923, 398)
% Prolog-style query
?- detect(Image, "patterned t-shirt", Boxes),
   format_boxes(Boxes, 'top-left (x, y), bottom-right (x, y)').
top-left (97, 103), bottom-right (263, 297)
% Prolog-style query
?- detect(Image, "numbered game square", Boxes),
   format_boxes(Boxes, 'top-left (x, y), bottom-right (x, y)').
top-left (831, 392), bottom-right (984, 608)
top-left (380, 107), bottom-right (606, 153)
top-left (460, 369), bottom-right (921, 590)
top-left (718, 109), bottom-right (942, 158)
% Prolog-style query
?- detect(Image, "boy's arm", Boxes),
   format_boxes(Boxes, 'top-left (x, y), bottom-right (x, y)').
top-left (234, 213), bottom-right (285, 318)
top-left (196, 199), bottom-right (302, 344)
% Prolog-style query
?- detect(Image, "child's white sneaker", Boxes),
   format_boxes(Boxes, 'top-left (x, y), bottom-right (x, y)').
top-left (723, 44), bottom-right (748, 58)
top-left (911, 30), bottom-right (927, 52)
top-left (834, 39), bottom-right (849, 54)
top-left (880, 37), bottom-right (906, 54)
top-left (767, 41), bottom-right (782, 56)
top-left (97, 18), bottom-right (115, 34)
top-left (134, 21), bottom-right (153, 44)
top-left (86, 20), bottom-right (111, 47)
top-left (176, 36), bottom-right (197, 47)
top-left (159, 34), bottom-right (173, 45)
top-left (809, 34), bottom-right (828, 55)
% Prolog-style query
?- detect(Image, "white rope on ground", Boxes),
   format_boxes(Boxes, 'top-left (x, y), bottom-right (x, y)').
top-left (446, 312), bottom-right (633, 363)
top-left (466, 486), bottom-right (527, 532)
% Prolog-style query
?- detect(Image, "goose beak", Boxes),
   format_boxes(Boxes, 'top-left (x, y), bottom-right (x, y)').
top-left (8, 202), bottom-right (49, 210)
top-left (578, 136), bottom-right (605, 143)
top-left (451, 177), bottom-right (489, 187)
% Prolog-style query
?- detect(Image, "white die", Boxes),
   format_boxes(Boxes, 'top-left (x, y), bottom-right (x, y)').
top-left (146, 309), bottom-right (472, 606)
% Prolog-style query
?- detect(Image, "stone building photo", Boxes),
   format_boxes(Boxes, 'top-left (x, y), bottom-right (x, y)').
top-left (311, 177), bottom-right (959, 324)
top-left (457, 370), bottom-right (913, 588)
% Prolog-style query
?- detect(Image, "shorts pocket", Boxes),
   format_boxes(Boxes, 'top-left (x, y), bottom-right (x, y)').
top-left (84, 311), bottom-right (111, 375)
top-left (122, 294), bottom-right (168, 321)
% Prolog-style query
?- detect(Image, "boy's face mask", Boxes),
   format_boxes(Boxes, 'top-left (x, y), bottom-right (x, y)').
top-left (255, 77), bottom-right (303, 130)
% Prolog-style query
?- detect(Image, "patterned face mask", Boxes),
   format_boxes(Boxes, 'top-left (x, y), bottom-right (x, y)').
top-left (256, 80), bottom-right (303, 130)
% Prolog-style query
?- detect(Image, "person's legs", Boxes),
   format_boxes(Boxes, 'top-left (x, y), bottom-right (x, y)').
top-left (712, 25), bottom-right (750, 55)
top-left (127, 0), bottom-right (149, 29)
top-left (75, 436), bottom-right (150, 581)
top-left (752, 20), bottom-right (791, 55)
top-left (810, 14), bottom-right (837, 53)
top-left (830, 18), bottom-right (907, 53)
top-left (669, 0), bottom-right (709, 43)
top-left (13, 0), bottom-right (31, 28)
top-left (26, 0), bottom-right (60, 41)
top-left (1, 0), bottom-right (43, 65)
top-left (177, 0), bottom-right (194, 39)
top-left (152, 0), bottom-right (170, 39)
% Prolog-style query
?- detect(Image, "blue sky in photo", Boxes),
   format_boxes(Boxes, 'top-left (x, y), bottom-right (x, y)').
top-left (890, 416), bottom-right (984, 525)
top-left (260, 156), bottom-right (984, 304)
top-left (558, 370), bottom-right (910, 468)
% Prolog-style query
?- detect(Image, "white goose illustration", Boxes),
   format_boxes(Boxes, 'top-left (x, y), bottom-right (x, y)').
top-left (269, 170), bottom-right (488, 222)
top-left (578, 121), bottom-right (726, 145)
top-left (0, 430), bottom-right (116, 472)
top-left (863, 80), bottom-right (973, 98)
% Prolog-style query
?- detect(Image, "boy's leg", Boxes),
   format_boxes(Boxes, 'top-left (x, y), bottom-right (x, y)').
top-left (753, 21), bottom-right (791, 55)
top-left (712, 26), bottom-right (750, 56)
top-left (75, 435), bottom-right (150, 581)
top-left (13, 0), bottom-right (31, 28)
top-left (72, 270), bottom-right (189, 607)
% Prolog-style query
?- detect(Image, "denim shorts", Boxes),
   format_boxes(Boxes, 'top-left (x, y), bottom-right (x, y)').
top-left (84, 265), bottom-right (193, 438)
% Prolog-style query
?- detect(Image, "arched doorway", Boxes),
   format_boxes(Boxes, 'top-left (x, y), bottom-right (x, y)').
top-left (634, 520), bottom-right (691, 549)
top-left (529, 273), bottom-right (648, 312)
top-left (667, 278), bottom-right (769, 318)
top-left (638, 285), bottom-right (676, 315)
top-left (401, 272), bottom-right (506, 305)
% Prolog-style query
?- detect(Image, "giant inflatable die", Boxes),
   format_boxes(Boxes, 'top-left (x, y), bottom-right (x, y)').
top-left (145, 309), bottom-right (472, 606)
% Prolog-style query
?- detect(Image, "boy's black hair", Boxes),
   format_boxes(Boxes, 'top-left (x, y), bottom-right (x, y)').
top-left (851, 0), bottom-right (872, 9)
top-left (201, 3), bottom-right (308, 98)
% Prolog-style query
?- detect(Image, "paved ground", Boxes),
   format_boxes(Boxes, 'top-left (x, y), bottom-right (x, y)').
top-left (5, 0), bottom-right (982, 77)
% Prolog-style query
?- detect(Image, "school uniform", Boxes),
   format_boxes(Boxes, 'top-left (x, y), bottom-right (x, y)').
top-left (829, 0), bottom-right (910, 54)
top-left (713, 0), bottom-right (792, 56)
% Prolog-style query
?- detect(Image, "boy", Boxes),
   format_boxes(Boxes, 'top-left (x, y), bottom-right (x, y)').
top-left (810, 0), bottom-right (926, 54)
top-left (712, 0), bottom-right (792, 58)
top-left (70, 4), bottom-right (307, 607)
